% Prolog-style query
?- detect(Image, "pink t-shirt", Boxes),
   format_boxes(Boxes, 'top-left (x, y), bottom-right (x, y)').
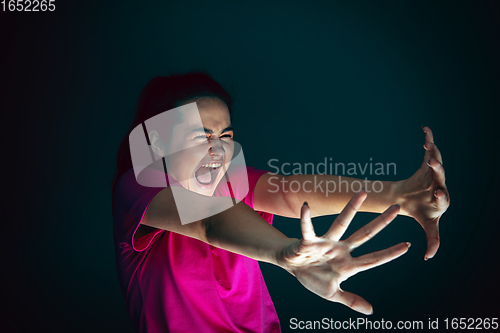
top-left (112, 166), bottom-right (281, 333)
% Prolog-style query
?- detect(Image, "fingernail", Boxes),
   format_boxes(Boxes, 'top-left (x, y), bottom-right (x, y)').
top-left (423, 144), bottom-right (429, 150)
top-left (368, 309), bottom-right (374, 315)
top-left (406, 242), bottom-right (411, 248)
top-left (424, 256), bottom-right (428, 261)
top-left (427, 159), bottom-right (431, 167)
top-left (395, 204), bottom-right (400, 208)
top-left (421, 125), bottom-right (427, 133)
top-left (434, 190), bottom-right (438, 197)
top-left (303, 201), bottom-right (308, 206)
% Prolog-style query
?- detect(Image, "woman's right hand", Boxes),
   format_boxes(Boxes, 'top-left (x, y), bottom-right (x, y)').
top-left (278, 190), bottom-right (410, 315)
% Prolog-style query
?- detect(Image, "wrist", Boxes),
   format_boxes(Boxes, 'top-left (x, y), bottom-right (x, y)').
top-left (274, 238), bottom-right (300, 274)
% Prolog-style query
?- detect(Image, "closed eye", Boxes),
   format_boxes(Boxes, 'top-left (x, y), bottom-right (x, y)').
top-left (193, 133), bottom-right (233, 140)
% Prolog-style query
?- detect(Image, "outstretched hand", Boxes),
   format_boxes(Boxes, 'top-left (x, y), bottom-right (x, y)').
top-left (396, 126), bottom-right (450, 260)
top-left (278, 190), bottom-right (410, 315)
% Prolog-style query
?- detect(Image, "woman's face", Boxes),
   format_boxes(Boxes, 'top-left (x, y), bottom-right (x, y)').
top-left (164, 97), bottom-right (234, 196)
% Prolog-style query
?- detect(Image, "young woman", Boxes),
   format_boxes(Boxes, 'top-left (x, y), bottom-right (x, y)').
top-left (112, 71), bottom-right (449, 333)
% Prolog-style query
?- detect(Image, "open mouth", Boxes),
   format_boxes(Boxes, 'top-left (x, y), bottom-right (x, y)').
top-left (194, 162), bottom-right (223, 186)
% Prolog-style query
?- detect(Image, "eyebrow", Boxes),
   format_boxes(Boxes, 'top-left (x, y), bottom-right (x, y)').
top-left (191, 126), bottom-right (234, 134)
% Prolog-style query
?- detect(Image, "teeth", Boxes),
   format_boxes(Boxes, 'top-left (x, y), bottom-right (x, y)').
top-left (202, 163), bottom-right (222, 168)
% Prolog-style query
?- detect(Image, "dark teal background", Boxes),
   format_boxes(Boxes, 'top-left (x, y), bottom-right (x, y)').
top-left (1, 1), bottom-right (499, 332)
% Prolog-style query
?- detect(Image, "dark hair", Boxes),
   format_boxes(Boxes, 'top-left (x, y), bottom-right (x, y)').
top-left (111, 70), bottom-right (233, 203)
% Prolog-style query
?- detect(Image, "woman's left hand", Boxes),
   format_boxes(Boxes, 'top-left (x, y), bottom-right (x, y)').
top-left (395, 126), bottom-right (450, 260)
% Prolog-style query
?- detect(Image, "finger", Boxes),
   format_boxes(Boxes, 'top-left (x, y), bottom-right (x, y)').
top-left (428, 158), bottom-right (446, 188)
top-left (330, 289), bottom-right (373, 315)
top-left (422, 126), bottom-right (434, 144)
top-left (354, 242), bottom-right (411, 273)
top-left (434, 188), bottom-right (450, 209)
top-left (424, 142), bottom-right (443, 165)
top-left (424, 217), bottom-right (440, 261)
top-left (346, 204), bottom-right (400, 250)
top-left (421, 126), bottom-right (434, 171)
top-left (421, 146), bottom-right (432, 172)
top-left (325, 190), bottom-right (367, 241)
top-left (300, 202), bottom-right (316, 241)
top-left (421, 126), bottom-right (431, 171)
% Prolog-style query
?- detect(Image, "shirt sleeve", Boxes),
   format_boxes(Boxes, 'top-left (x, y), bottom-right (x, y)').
top-left (113, 168), bottom-right (166, 252)
top-left (243, 166), bottom-right (274, 226)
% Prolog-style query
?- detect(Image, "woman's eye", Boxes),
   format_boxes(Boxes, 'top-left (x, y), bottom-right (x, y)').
top-left (194, 134), bottom-right (232, 140)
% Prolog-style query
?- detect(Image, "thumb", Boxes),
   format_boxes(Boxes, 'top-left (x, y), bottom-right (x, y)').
top-left (423, 218), bottom-right (440, 261)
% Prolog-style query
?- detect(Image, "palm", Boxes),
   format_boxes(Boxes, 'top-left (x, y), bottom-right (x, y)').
top-left (280, 191), bottom-right (410, 315)
top-left (286, 240), bottom-right (352, 298)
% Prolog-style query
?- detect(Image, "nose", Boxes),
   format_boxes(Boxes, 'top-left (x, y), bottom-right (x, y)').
top-left (209, 138), bottom-right (225, 157)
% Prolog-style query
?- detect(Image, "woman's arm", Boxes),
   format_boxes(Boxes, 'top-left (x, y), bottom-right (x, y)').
top-left (141, 186), bottom-right (296, 265)
top-left (142, 187), bottom-right (409, 314)
top-left (254, 173), bottom-right (399, 218)
top-left (253, 126), bottom-right (450, 260)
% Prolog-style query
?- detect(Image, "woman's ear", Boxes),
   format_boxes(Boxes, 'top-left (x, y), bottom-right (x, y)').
top-left (148, 130), bottom-right (166, 157)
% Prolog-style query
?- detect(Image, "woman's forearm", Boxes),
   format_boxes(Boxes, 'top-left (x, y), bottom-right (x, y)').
top-left (204, 201), bottom-right (297, 266)
top-left (276, 174), bottom-right (402, 218)
top-left (143, 187), bottom-right (296, 267)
